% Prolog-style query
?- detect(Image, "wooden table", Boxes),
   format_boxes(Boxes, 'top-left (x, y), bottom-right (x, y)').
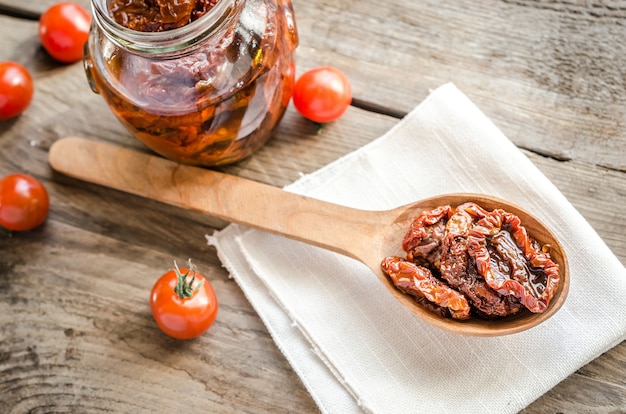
top-left (1, 1), bottom-right (624, 412)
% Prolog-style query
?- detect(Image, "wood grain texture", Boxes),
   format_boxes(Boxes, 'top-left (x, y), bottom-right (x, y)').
top-left (0, 222), bottom-right (314, 413)
top-left (1, 0), bottom-right (624, 413)
top-left (294, 0), bottom-right (626, 171)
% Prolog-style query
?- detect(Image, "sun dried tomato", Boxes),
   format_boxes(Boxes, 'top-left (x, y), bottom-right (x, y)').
top-left (438, 205), bottom-right (523, 318)
top-left (440, 233), bottom-right (523, 318)
top-left (467, 209), bottom-right (560, 313)
top-left (108, 0), bottom-right (220, 32)
top-left (381, 256), bottom-right (471, 320)
top-left (402, 205), bottom-right (451, 267)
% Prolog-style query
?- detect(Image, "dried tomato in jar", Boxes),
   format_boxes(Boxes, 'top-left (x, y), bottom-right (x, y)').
top-left (84, 0), bottom-right (298, 166)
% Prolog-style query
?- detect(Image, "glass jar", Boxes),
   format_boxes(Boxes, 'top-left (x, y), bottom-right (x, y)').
top-left (84, 0), bottom-right (298, 166)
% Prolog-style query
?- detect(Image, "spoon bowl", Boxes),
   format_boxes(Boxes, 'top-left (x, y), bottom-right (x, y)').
top-left (373, 193), bottom-right (569, 336)
top-left (49, 137), bottom-right (569, 336)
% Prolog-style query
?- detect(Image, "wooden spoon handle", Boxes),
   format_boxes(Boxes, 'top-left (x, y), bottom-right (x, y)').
top-left (49, 137), bottom-right (379, 261)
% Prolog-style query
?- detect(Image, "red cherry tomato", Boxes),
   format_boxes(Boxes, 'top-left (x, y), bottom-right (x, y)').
top-left (292, 66), bottom-right (352, 123)
top-left (150, 261), bottom-right (218, 340)
top-left (39, 2), bottom-right (92, 63)
top-left (0, 62), bottom-right (34, 120)
top-left (0, 174), bottom-right (50, 231)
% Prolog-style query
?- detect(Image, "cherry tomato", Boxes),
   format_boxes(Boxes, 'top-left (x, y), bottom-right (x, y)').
top-left (292, 66), bottom-right (352, 123)
top-left (0, 62), bottom-right (34, 120)
top-left (39, 2), bottom-right (92, 63)
top-left (0, 174), bottom-right (50, 231)
top-left (150, 261), bottom-right (218, 340)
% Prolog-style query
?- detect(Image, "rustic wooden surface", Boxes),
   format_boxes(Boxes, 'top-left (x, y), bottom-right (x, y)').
top-left (0, 0), bottom-right (624, 412)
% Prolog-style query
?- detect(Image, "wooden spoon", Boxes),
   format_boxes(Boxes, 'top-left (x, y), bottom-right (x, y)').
top-left (49, 137), bottom-right (569, 336)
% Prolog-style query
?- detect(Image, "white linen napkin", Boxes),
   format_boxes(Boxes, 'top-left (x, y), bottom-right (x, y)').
top-left (208, 83), bottom-right (626, 414)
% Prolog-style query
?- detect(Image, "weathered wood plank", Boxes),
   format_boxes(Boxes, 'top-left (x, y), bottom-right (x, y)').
top-left (292, 0), bottom-right (626, 172)
top-left (524, 357), bottom-right (626, 413)
top-left (524, 152), bottom-right (626, 263)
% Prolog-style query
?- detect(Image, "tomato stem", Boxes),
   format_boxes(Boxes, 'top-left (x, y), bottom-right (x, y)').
top-left (173, 259), bottom-right (204, 299)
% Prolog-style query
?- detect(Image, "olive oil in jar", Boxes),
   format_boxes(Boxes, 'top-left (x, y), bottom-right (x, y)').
top-left (84, 0), bottom-right (298, 166)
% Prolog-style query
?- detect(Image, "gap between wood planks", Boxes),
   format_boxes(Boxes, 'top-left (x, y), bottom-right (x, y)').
top-left (0, 4), bottom-right (40, 20)
top-left (351, 98), bottom-right (588, 167)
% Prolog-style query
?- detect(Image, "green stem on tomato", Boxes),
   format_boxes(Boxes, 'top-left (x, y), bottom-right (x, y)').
top-left (173, 259), bottom-right (204, 299)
